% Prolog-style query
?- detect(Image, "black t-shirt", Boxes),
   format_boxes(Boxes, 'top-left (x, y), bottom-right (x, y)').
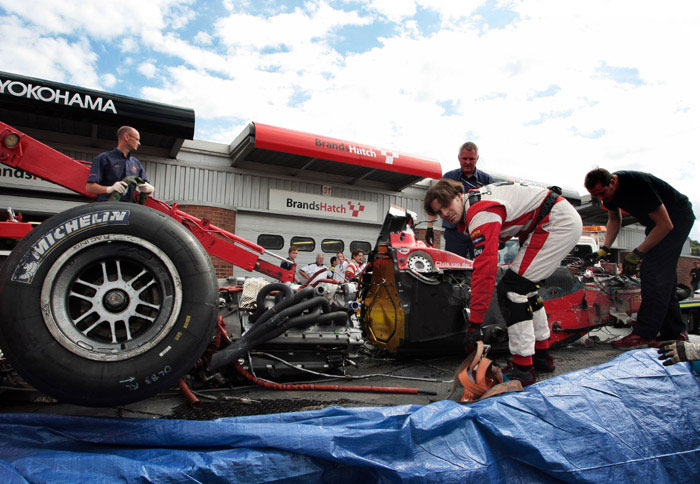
top-left (691, 268), bottom-right (700, 283)
top-left (605, 171), bottom-right (694, 228)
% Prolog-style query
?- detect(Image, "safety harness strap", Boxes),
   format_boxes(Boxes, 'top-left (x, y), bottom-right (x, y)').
top-left (530, 187), bottom-right (562, 231)
top-left (447, 341), bottom-right (524, 403)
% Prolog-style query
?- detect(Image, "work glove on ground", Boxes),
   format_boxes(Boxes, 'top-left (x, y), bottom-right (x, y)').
top-left (582, 246), bottom-right (610, 265)
top-left (107, 180), bottom-right (128, 194)
top-left (463, 322), bottom-right (483, 353)
top-left (657, 341), bottom-right (700, 366)
top-left (622, 248), bottom-right (644, 276)
top-left (425, 227), bottom-right (434, 247)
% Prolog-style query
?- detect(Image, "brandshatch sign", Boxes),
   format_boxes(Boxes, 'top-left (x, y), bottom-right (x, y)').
top-left (269, 189), bottom-right (377, 222)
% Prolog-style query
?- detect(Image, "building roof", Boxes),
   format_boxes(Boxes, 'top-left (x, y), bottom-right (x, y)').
top-left (0, 71), bottom-right (194, 158)
top-left (228, 122), bottom-right (443, 192)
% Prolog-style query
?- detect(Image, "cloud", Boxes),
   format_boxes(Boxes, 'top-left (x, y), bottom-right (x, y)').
top-left (0, 15), bottom-right (100, 87)
top-left (193, 31), bottom-right (213, 46)
top-left (0, 0), bottom-right (698, 238)
top-left (0, 0), bottom-right (189, 39)
top-left (138, 62), bottom-right (157, 79)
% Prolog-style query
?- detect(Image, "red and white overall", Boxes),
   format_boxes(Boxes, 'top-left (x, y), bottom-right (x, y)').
top-left (458, 183), bottom-right (582, 366)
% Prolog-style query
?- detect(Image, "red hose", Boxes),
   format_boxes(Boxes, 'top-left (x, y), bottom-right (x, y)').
top-left (234, 361), bottom-right (434, 395)
top-left (178, 378), bottom-right (201, 408)
top-left (219, 285), bottom-right (243, 293)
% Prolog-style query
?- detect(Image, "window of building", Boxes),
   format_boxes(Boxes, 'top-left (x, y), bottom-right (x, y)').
top-left (257, 234), bottom-right (284, 250)
top-left (290, 236), bottom-right (315, 252)
top-left (321, 239), bottom-right (344, 253)
top-left (350, 241), bottom-right (371, 254)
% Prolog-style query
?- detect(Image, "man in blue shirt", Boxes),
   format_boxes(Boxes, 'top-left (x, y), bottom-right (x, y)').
top-left (426, 142), bottom-right (494, 258)
top-left (86, 126), bottom-right (154, 201)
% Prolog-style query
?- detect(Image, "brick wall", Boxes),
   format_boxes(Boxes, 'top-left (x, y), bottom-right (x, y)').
top-left (678, 256), bottom-right (700, 287)
top-left (178, 205), bottom-right (237, 279)
top-left (620, 251), bottom-right (699, 287)
top-left (414, 228), bottom-right (442, 248)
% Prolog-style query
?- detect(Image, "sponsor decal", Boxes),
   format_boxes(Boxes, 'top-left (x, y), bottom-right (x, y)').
top-left (270, 189), bottom-right (377, 222)
top-left (435, 261), bottom-right (473, 269)
top-left (470, 229), bottom-right (481, 237)
top-left (314, 137), bottom-right (399, 165)
top-left (348, 202), bottom-right (365, 218)
top-left (472, 235), bottom-right (486, 245)
top-left (12, 210), bottom-right (130, 284)
top-left (0, 77), bottom-right (117, 114)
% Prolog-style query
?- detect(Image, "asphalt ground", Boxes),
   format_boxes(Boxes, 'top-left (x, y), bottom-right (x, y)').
top-left (2, 325), bottom-right (696, 420)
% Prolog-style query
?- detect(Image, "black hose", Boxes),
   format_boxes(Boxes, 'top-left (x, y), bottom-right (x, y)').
top-left (239, 287), bottom-right (319, 355)
top-left (209, 295), bottom-right (329, 370)
top-left (225, 306), bottom-right (346, 363)
top-left (249, 286), bottom-right (315, 327)
top-left (249, 283), bottom-right (294, 324)
top-left (315, 311), bottom-right (349, 325)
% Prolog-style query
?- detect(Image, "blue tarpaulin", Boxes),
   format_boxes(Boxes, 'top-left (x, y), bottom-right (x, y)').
top-left (1, 349), bottom-right (699, 483)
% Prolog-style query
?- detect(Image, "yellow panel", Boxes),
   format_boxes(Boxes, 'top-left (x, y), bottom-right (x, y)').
top-left (361, 248), bottom-right (405, 352)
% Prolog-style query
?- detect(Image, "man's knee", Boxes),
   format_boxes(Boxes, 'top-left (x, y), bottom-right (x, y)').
top-left (497, 270), bottom-right (539, 326)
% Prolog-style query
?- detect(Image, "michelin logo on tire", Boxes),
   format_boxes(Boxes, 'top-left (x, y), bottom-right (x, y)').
top-left (12, 210), bottom-right (131, 284)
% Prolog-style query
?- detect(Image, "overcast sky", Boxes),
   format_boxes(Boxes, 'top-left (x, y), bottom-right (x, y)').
top-left (1, 0), bottom-right (698, 239)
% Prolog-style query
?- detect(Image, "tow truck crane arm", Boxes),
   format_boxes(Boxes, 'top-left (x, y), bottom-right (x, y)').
top-left (0, 121), bottom-right (295, 282)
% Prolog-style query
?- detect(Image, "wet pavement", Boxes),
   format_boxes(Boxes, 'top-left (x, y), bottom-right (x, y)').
top-left (4, 325), bottom-right (693, 421)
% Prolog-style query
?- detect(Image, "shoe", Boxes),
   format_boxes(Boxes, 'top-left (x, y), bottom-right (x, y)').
top-left (610, 333), bottom-right (655, 350)
top-left (648, 331), bottom-right (689, 348)
top-left (533, 354), bottom-right (555, 373)
top-left (503, 363), bottom-right (537, 386)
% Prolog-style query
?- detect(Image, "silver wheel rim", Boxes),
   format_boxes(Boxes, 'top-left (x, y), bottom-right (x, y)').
top-left (40, 234), bottom-right (182, 361)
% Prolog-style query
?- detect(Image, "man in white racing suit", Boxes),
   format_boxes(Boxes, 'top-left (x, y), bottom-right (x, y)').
top-left (424, 179), bottom-right (582, 385)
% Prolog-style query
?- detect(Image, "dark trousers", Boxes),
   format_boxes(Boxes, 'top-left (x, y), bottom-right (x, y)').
top-left (444, 228), bottom-right (474, 259)
top-left (634, 216), bottom-right (694, 339)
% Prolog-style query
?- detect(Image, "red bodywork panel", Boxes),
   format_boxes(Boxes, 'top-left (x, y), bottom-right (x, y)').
top-left (254, 123), bottom-right (443, 180)
top-left (0, 121), bottom-right (295, 282)
top-left (0, 220), bottom-right (33, 239)
top-left (389, 232), bottom-right (473, 271)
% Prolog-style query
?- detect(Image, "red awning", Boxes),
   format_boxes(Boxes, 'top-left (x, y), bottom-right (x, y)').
top-left (229, 122), bottom-right (441, 191)
top-left (253, 123), bottom-right (442, 180)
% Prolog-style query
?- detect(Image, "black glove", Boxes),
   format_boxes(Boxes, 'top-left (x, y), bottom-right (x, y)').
top-left (463, 322), bottom-right (483, 352)
top-left (622, 248), bottom-right (644, 276)
top-left (425, 227), bottom-right (434, 247)
top-left (582, 246), bottom-right (610, 265)
top-left (657, 340), bottom-right (699, 366)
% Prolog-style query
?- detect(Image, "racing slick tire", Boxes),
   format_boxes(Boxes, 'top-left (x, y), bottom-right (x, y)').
top-left (0, 203), bottom-right (218, 406)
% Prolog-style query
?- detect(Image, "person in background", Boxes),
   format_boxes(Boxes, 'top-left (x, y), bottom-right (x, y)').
top-left (690, 261), bottom-right (700, 293)
top-left (333, 251), bottom-right (348, 282)
top-left (584, 168), bottom-right (694, 350)
top-left (426, 142), bottom-right (494, 257)
top-left (281, 245), bottom-right (301, 283)
top-left (345, 250), bottom-right (365, 281)
top-left (86, 126), bottom-right (153, 200)
top-left (300, 253), bottom-right (332, 286)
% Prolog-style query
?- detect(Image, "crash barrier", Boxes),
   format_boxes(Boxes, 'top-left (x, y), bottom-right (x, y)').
top-left (1, 349), bottom-right (698, 483)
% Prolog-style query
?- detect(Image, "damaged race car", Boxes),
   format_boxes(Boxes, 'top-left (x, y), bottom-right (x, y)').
top-left (208, 205), bottom-right (644, 383)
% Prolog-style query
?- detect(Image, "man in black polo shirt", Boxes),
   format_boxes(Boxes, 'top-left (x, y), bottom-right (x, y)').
top-left (426, 142), bottom-right (494, 258)
top-left (584, 168), bottom-right (695, 349)
top-left (86, 126), bottom-right (154, 201)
